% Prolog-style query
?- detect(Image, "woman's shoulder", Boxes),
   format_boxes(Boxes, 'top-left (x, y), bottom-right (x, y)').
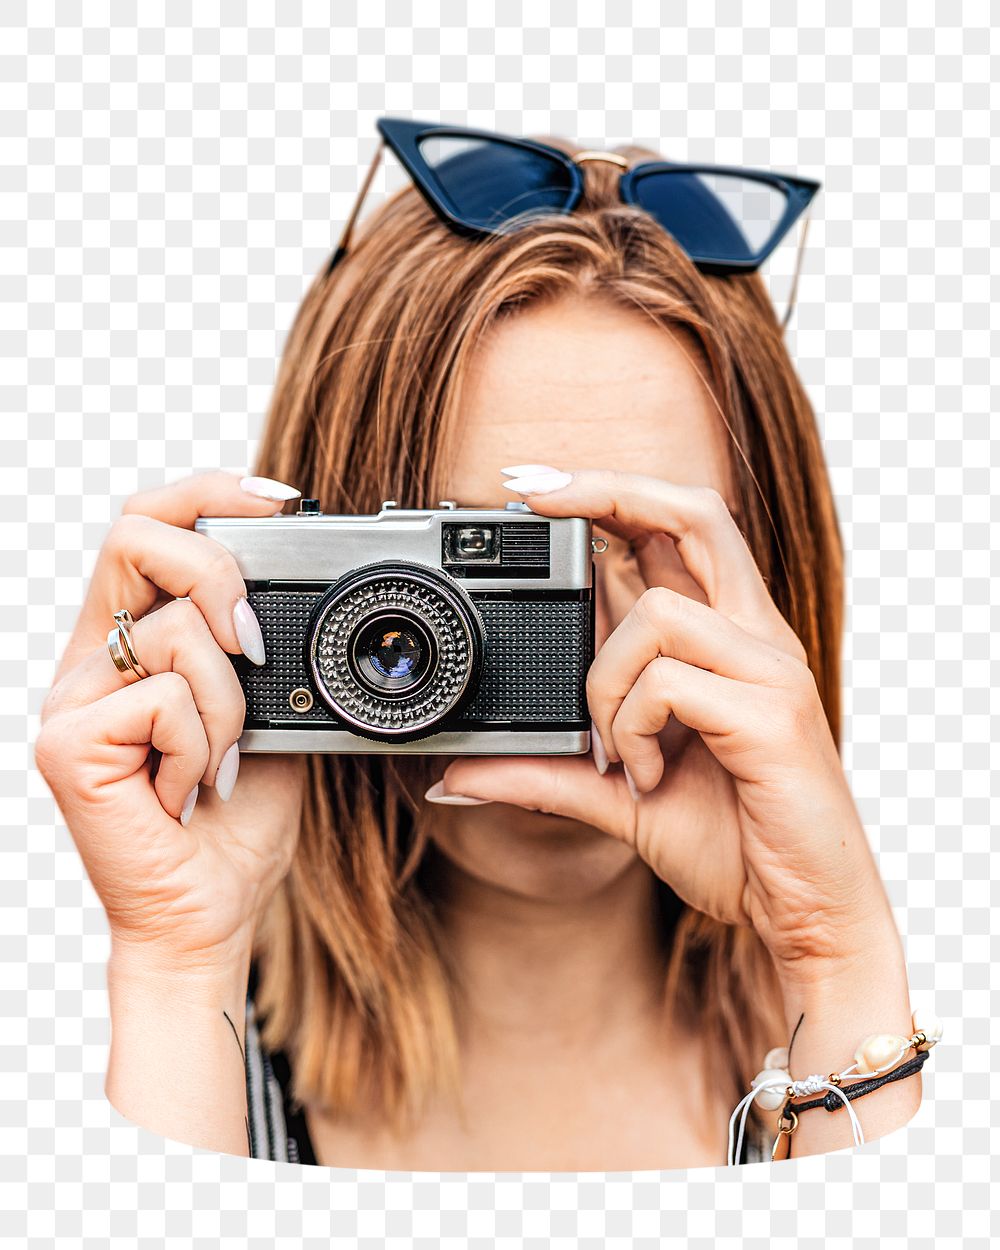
top-left (244, 970), bottom-right (316, 1164)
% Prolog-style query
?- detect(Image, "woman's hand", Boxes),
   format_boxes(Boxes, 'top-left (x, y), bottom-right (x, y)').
top-left (36, 469), bottom-right (309, 1154)
top-left (429, 465), bottom-right (921, 1156)
top-left (428, 467), bottom-right (903, 985)
top-left (35, 470), bottom-right (307, 975)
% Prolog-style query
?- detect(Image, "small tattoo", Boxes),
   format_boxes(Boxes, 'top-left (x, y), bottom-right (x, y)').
top-left (223, 1008), bottom-right (245, 1063)
top-left (223, 1008), bottom-right (252, 1155)
top-left (787, 1010), bottom-right (805, 1067)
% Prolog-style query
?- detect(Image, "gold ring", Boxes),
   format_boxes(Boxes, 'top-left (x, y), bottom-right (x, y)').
top-left (107, 609), bottom-right (149, 680)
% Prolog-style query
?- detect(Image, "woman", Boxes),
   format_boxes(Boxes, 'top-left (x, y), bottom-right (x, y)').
top-left (36, 120), bottom-right (928, 1170)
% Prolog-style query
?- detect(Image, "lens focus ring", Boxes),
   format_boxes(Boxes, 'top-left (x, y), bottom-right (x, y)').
top-left (307, 562), bottom-right (484, 741)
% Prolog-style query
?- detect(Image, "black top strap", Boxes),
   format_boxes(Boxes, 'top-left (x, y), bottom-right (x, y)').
top-left (245, 959), bottom-right (319, 1165)
top-left (267, 1045), bottom-right (318, 1165)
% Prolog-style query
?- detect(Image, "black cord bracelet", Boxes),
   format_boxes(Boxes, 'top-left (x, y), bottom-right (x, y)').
top-left (780, 1047), bottom-right (929, 1120)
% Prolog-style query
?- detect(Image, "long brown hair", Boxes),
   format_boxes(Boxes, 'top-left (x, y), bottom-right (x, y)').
top-left (250, 139), bottom-right (843, 1140)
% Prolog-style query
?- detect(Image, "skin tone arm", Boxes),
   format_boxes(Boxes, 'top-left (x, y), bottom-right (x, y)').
top-left (777, 930), bottom-right (917, 1158)
top-left (105, 944), bottom-right (254, 1155)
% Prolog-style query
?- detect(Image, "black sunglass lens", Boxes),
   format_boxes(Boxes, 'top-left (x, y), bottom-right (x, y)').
top-left (417, 136), bottom-right (575, 232)
top-left (632, 171), bottom-right (789, 264)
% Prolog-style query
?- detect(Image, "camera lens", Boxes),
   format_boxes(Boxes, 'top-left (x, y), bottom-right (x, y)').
top-left (307, 561), bottom-right (485, 742)
top-left (350, 613), bottom-right (434, 695)
top-left (368, 625), bottom-right (422, 679)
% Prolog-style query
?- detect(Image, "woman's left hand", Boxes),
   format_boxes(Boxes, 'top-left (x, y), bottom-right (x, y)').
top-left (428, 467), bottom-right (901, 983)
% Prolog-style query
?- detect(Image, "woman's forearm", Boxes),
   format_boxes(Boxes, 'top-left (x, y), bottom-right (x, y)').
top-left (773, 920), bottom-right (921, 1160)
top-left (105, 942), bottom-right (253, 1156)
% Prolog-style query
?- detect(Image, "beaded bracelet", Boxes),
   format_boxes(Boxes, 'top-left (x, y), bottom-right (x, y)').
top-left (770, 1049), bottom-right (930, 1161)
top-left (727, 1007), bottom-right (943, 1166)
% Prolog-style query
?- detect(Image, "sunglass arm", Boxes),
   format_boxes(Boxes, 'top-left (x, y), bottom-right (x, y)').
top-left (327, 139), bottom-right (386, 274)
top-left (781, 207), bottom-right (812, 333)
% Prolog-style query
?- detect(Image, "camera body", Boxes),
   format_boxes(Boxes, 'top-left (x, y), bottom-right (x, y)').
top-left (194, 499), bottom-right (596, 755)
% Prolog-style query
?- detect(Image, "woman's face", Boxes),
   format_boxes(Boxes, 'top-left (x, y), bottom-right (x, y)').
top-left (428, 293), bottom-right (736, 903)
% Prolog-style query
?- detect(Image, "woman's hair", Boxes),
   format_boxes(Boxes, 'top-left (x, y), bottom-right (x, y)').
top-left (250, 138), bottom-right (843, 1136)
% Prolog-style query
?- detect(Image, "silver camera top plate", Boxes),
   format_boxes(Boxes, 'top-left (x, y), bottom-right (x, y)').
top-left (195, 504), bottom-right (593, 591)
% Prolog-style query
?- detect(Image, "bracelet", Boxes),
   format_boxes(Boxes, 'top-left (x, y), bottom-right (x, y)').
top-left (786, 1047), bottom-right (930, 1115)
top-left (770, 1049), bottom-right (930, 1161)
top-left (727, 1006), bottom-right (942, 1166)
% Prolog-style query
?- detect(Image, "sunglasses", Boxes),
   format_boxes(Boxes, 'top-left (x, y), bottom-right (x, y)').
top-left (328, 117), bottom-right (820, 325)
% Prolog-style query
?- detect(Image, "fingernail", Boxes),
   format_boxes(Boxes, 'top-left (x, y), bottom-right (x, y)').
top-left (623, 765), bottom-right (640, 802)
top-left (424, 780), bottom-right (492, 805)
top-left (240, 475), bottom-right (301, 502)
top-left (180, 785), bottom-right (199, 826)
top-left (233, 597), bottom-right (266, 666)
top-left (215, 742), bottom-right (240, 802)
top-left (500, 464), bottom-right (561, 477)
top-left (590, 720), bottom-right (609, 775)
top-left (502, 471), bottom-right (573, 495)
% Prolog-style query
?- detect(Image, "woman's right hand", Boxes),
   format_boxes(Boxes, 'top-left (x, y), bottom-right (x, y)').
top-left (35, 470), bottom-right (308, 975)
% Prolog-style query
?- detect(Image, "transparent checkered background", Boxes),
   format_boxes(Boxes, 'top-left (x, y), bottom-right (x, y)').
top-left (2, 2), bottom-right (995, 1247)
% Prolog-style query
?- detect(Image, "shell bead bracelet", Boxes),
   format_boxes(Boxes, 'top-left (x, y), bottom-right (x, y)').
top-left (727, 1007), bottom-right (943, 1166)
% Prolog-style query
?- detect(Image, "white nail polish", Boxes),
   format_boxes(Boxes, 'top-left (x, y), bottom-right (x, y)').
top-left (215, 742), bottom-right (240, 802)
top-left (500, 464), bottom-right (561, 477)
top-left (591, 720), bottom-right (608, 775)
top-left (180, 785), bottom-right (199, 826)
top-left (424, 780), bottom-right (491, 805)
top-left (233, 597), bottom-right (266, 666)
top-left (240, 476), bottom-right (301, 502)
top-left (501, 471), bottom-right (573, 495)
top-left (623, 765), bottom-right (640, 802)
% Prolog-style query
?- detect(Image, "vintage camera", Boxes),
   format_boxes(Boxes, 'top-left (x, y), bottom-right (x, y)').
top-left (194, 498), bottom-right (597, 754)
